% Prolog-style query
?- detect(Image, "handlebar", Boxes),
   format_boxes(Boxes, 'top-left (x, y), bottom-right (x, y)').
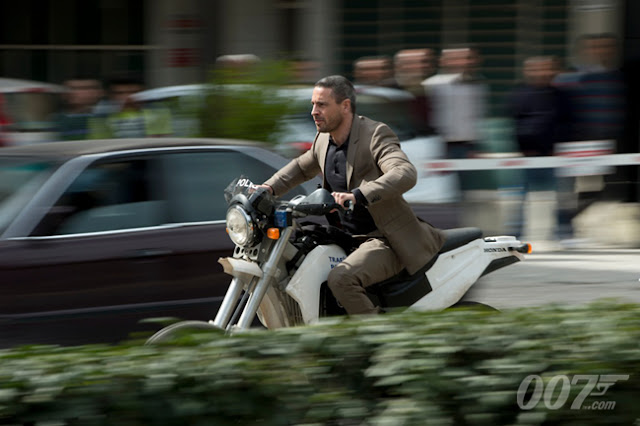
top-left (291, 200), bottom-right (354, 216)
top-left (284, 188), bottom-right (356, 217)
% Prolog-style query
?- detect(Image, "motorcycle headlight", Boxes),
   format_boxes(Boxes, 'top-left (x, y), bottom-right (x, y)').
top-left (226, 205), bottom-right (256, 247)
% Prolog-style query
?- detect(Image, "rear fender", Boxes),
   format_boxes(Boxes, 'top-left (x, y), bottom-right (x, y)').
top-left (412, 236), bottom-right (524, 311)
top-left (427, 236), bottom-right (524, 290)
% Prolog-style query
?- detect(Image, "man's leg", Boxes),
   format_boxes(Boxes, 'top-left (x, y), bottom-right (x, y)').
top-left (327, 238), bottom-right (404, 315)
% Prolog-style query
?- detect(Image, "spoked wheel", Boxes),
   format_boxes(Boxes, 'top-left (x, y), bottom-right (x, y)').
top-left (448, 301), bottom-right (500, 312)
top-left (145, 320), bottom-right (224, 345)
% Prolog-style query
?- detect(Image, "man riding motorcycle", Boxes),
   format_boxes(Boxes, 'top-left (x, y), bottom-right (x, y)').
top-left (260, 75), bottom-right (445, 315)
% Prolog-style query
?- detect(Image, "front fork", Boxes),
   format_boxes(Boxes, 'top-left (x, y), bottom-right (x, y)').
top-left (212, 226), bottom-right (294, 331)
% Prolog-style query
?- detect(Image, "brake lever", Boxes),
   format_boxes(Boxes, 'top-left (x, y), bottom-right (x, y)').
top-left (338, 200), bottom-right (355, 218)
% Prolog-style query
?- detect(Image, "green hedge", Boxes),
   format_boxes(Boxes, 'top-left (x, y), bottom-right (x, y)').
top-left (1, 302), bottom-right (640, 425)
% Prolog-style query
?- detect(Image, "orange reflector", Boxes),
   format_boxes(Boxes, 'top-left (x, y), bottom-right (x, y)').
top-left (513, 243), bottom-right (533, 254)
top-left (225, 228), bottom-right (229, 234)
top-left (267, 228), bottom-right (280, 240)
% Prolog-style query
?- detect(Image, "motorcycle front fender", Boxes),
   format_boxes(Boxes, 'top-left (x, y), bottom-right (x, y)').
top-left (218, 257), bottom-right (263, 282)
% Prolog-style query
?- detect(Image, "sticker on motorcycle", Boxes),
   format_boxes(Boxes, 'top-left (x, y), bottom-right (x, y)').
top-left (329, 256), bottom-right (346, 269)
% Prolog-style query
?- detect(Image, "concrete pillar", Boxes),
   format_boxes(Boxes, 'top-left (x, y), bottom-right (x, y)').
top-left (146, 0), bottom-right (339, 86)
top-left (567, 0), bottom-right (623, 64)
top-left (378, 0), bottom-right (404, 56)
top-left (145, 0), bottom-right (206, 88)
top-left (217, 0), bottom-right (280, 58)
top-left (296, 0), bottom-right (339, 78)
top-left (515, 0), bottom-right (544, 67)
top-left (442, 0), bottom-right (469, 47)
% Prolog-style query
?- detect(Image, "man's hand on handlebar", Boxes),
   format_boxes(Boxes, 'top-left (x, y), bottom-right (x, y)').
top-left (256, 184), bottom-right (274, 195)
top-left (332, 192), bottom-right (355, 211)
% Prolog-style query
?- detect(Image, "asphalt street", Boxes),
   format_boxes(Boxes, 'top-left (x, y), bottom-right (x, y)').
top-left (465, 248), bottom-right (640, 310)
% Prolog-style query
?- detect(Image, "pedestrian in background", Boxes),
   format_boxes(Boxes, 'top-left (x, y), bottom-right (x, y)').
top-left (94, 74), bottom-right (145, 116)
top-left (553, 33), bottom-right (627, 245)
top-left (92, 73), bottom-right (171, 139)
top-left (507, 55), bottom-right (573, 241)
top-left (393, 48), bottom-right (436, 135)
top-left (422, 46), bottom-right (489, 198)
top-left (555, 33), bottom-right (625, 142)
top-left (353, 56), bottom-right (395, 87)
top-left (56, 77), bottom-right (104, 141)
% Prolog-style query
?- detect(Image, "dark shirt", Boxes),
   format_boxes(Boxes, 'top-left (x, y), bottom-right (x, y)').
top-left (507, 84), bottom-right (573, 156)
top-left (565, 70), bottom-right (625, 141)
top-left (57, 112), bottom-right (94, 141)
top-left (325, 135), bottom-right (377, 235)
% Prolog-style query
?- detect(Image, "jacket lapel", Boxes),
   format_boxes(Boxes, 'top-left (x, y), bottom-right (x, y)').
top-left (346, 116), bottom-right (360, 189)
top-left (315, 132), bottom-right (330, 187)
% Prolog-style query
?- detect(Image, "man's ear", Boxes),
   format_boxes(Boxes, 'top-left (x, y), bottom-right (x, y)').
top-left (342, 99), bottom-right (351, 113)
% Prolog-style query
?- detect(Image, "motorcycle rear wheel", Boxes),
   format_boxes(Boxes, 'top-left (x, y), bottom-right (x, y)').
top-left (145, 320), bottom-right (223, 345)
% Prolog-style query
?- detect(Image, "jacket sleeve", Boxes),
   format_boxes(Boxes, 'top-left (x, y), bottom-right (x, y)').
top-left (357, 123), bottom-right (417, 205)
top-left (263, 144), bottom-right (321, 197)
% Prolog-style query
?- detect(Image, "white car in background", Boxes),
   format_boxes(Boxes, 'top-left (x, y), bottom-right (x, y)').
top-left (131, 83), bottom-right (316, 157)
top-left (0, 77), bottom-right (66, 146)
top-left (351, 85), bottom-right (459, 204)
top-left (132, 83), bottom-right (458, 203)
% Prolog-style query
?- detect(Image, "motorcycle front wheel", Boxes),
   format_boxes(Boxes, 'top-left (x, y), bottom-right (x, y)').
top-left (145, 320), bottom-right (224, 345)
top-left (448, 301), bottom-right (500, 312)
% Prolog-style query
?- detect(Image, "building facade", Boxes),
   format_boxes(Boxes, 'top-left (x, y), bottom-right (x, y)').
top-left (0, 0), bottom-right (629, 116)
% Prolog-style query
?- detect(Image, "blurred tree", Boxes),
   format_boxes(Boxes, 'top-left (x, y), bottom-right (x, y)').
top-left (199, 59), bottom-right (296, 144)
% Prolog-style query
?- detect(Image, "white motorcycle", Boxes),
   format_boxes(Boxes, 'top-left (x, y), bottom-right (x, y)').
top-left (147, 177), bottom-right (531, 342)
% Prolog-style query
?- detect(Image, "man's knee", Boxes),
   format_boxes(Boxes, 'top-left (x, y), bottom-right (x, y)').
top-left (327, 263), bottom-right (356, 292)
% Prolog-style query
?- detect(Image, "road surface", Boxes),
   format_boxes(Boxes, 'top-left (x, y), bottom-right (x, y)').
top-left (465, 248), bottom-right (640, 309)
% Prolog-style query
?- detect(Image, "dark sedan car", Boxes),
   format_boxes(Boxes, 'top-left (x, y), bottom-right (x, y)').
top-left (0, 138), bottom-right (318, 347)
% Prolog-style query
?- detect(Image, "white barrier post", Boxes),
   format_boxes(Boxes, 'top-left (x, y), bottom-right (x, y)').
top-left (420, 146), bottom-right (640, 247)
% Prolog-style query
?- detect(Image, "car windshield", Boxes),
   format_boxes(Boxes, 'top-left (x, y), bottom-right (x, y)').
top-left (0, 158), bottom-right (57, 235)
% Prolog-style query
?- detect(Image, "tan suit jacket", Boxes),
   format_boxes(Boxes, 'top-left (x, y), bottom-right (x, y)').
top-left (265, 115), bottom-right (445, 274)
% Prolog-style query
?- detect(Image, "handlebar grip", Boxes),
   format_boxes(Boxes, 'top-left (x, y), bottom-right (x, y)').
top-left (343, 199), bottom-right (354, 212)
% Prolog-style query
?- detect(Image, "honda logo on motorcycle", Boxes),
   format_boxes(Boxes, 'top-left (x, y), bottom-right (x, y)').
top-left (484, 247), bottom-right (507, 252)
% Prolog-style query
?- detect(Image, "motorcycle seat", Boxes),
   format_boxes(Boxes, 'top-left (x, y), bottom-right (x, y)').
top-left (439, 227), bottom-right (483, 253)
top-left (366, 227), bottom-right (483, 307)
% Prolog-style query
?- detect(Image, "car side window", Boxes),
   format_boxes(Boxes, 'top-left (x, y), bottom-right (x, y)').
top-left (163, 150), bottom-right (285, 222)
top-left (32, 158), bottom-right (166, 236)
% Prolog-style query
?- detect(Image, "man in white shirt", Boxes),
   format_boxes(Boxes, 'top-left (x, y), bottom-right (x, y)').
top-left (422, 47), bottom-right (489, 196)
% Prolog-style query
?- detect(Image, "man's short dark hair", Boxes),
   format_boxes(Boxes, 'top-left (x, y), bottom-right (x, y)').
top-left (315, 75), bottom-right (356, 114)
